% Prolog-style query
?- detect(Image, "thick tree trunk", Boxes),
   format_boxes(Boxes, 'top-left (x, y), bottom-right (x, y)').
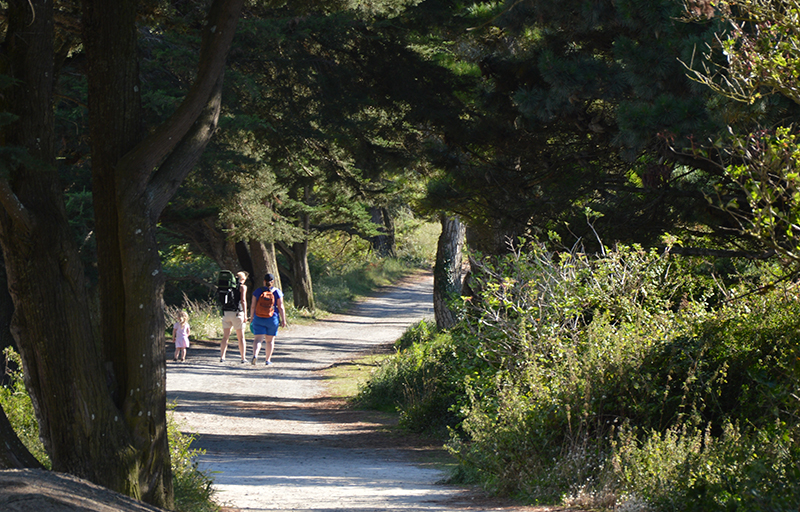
top-left (0, 0), bottom-right (243, 506)
top-left (81, 1), bottom-right (174, 504)
top-left (369, 206), bottom-right (396, 257)
top-left (0, 0), bottom-right (135, 485)
top-left (433, 214), bottom-right (466, 329)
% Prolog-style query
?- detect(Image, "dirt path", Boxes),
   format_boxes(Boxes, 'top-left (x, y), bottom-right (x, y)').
top-left (166, 272), bottom-right (519, 512)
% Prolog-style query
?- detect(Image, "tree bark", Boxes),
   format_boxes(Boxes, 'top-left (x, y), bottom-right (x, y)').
top-left (248, 239), bottom-right (282, 291)
top-left (0, 0), bottom-right (244, 506)
top-left (291, 209), bottom-right (315, 311)
top-left (81, 1), bottom-right (242, 505)
top-left (288, 185), bottom-right (315, 311)
top-left (0, 0), bottom-right (136, 485)
top-left (369, 206), bottom-right (396, 257)
top-left (433, 214), bottom-right (466, 329)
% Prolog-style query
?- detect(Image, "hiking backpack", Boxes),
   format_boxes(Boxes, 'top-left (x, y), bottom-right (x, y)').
top-left (216, 270), bottom-right (240, 311)
top-left (254, 288), bottom-right (275, 318)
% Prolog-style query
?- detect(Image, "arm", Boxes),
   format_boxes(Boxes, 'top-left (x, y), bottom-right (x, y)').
top-left (276, 295), bottom-right (287, 328)
top-left (239, 284), bottom-right (248, 319)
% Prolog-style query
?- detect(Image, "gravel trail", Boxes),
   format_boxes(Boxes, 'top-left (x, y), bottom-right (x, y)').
top-left (166, 272), bottom-right (489, 512)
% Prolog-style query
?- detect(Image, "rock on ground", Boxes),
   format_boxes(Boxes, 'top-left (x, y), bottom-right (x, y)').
top-left (0, 468), bottom-right (166, 512)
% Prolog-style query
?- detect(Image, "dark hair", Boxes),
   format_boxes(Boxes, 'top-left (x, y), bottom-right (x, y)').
top-left (265, 273), bottom-right (275, 283)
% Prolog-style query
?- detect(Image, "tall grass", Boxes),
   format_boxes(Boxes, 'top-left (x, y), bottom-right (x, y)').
top-left (165, 295), bottom-right (225, 340)
top-left (358, 242), bottom-right (800, 510)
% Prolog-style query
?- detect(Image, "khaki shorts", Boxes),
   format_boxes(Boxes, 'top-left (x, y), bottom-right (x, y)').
top-left (222, 310), bottom-right (245, 330)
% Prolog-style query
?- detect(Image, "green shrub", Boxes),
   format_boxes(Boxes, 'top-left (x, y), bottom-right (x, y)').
top-left (0, 347), bottom-right (51, 468)
top-left (168, 402), bottom-right (219, 512)
top-left (355, 320), bottom-right (466, 434)
top-left (612, 421), bottom-right (800, 512)
top-left (358, 241), bottom-right (800, 510)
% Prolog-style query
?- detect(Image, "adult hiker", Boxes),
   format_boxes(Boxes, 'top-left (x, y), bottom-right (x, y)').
top-left (250, 272), bottom-right (287, 365)
top-left (220, 271), bottom-right (249, 363)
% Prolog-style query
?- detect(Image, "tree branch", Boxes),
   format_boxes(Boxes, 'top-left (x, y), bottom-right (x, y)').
top-left (662, 245), bottom-right (776, 259)
top-left (148, 71), bottom-right (224, 222)
top-left (117, 0), bottom-right (243, 189)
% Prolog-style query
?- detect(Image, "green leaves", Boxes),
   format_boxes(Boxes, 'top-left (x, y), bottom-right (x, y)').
top-left (721, 126), bottom-right (800, 262)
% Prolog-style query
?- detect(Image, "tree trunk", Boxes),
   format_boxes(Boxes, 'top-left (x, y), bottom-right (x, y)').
top-left (369, 206), bottom-right (396, 257)
top-left (0, 0), bottom-right (244, 506)
top-left (0, 0), bottom-right (136, 486)
top-left (291, 238), bottom-right (314, 311)
top-left (291, 186), bottom-right (315, 311)
top-left (291, 219), bottom-right (315, 311)
top-left (433, 214), bottom-right (466, 329)
top-left (248, 240), bottom-right (282, 291)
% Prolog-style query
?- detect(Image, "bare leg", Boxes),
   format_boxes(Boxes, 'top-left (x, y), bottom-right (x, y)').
top-left (235, 328), bottom-right (246, 362)
top-left (252, 334), bottom-right (265, 364)
top-left (262, 334), bottom-right (276, 363)
top-left (220, 326), bottom-right (232, 361)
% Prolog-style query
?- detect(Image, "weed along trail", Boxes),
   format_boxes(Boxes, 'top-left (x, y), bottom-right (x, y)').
top-left (166, 271), bottom-right (475, 512)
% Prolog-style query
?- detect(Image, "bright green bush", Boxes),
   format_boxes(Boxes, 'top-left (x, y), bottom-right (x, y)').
top-left (0, 347), bottom-right (51, 467)
top-left (360, 242), bottom-right (800, 510)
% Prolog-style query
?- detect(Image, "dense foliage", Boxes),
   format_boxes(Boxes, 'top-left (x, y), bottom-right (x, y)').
top-left (407, 0), bottom-right (772, 253)
top-left (358, 245), bottom-right (800, 510)
top-left (684, 0), bottom-right (800, 263)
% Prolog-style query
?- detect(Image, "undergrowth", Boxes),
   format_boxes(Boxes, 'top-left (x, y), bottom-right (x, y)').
top-left (357, 242), bottom-right (800, 511)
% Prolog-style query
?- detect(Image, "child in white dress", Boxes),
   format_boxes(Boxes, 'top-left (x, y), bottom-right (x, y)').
top-left (173, 310), bottom-right (191, 362)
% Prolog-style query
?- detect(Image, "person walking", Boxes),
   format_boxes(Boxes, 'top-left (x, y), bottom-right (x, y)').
top-left (220, 271), bottom-right (249, 363)
top-left (173, 310), bottom-right (191, 362)
top-left (250, 273), bottom-right (287, 365)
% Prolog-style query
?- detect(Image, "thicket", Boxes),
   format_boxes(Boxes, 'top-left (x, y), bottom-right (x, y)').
top-left (357, 243), bottom-right (800, 511)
